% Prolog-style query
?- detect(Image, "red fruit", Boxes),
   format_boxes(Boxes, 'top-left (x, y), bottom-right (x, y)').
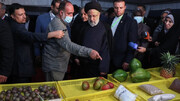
top-left (97, 77), bottom-right (104, 80)
top-left (82, 81), bottom-right (90, 90)
top-left (107, 82), bottom-right (114, 88)
top-left (101, 84), bottom-right (110, 90)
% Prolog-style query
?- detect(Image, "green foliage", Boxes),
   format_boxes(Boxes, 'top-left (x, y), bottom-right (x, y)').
top-left (160, 52), bottom-right (180, 70)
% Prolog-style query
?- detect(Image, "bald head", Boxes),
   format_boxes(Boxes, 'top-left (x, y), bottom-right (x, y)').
top-left (58, 1), bottom-right (74, 23)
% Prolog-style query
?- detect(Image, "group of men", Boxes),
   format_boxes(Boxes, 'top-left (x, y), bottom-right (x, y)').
top-left (0, 0), bottom-right (144, 83)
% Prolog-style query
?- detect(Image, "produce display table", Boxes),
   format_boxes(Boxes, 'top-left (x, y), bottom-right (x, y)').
top-left (0, 65), bottom-right (179, 101)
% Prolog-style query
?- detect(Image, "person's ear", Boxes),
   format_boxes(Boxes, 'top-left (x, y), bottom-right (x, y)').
top-left (60, 10), bottom-right (63, 16)
top-left (11, 14), bottom-right (15, 19)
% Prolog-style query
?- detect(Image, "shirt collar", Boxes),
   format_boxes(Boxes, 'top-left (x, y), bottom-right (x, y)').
top-left (49, 11), bottom-right (55, 20)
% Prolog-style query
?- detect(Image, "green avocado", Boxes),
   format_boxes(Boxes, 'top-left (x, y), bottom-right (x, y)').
top-left (130, 68), bottom-right (151, 83)
top-left (129, 58), bottom-right (142, 73)
top-left (112, 69), bottom-right (128, 82)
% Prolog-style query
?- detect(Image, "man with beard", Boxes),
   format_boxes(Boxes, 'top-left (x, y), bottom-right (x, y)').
top-left (42, 1), bottom-right (102, 81)
top-left (75, 1), bottom-right (110, 78)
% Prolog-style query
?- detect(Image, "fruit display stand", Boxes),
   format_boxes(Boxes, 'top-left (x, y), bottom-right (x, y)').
top-left (125, 77), bottom-right (180, 101)
top-left (0, 81), bottom-right (64, 101)
top-left (57, 77), bottom-right (140, 101)
top-left (107, 72), bottom-right (164, 86)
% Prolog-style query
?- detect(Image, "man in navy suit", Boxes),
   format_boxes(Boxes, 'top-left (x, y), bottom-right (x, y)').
top-left (110, 0), bottom-right (138, 72)
top-left (8, 3), bottom-right (64, 83)
top-left (34, 0), bottom-right (61, 59)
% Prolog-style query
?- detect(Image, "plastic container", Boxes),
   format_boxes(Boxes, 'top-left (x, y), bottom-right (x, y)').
top-left (0, 81), bottom-right (64, 101)
top-left (57, 77), bottom-right (121, 101)
top-left (107, 72), bottom-right (164, 86)
top-left (126, 77), bottom-right (180, 101)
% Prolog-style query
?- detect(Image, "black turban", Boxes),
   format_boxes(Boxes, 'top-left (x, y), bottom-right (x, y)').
top-left (85, 1), bottom-right (102, 13)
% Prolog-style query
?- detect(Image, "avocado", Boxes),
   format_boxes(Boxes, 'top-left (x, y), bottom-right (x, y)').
top-left (112, 69), bottom-right (128, 82)
top-left (129, 58), bottom-right (142, 72)
top-left (130, 68), bottom-right (151, 83)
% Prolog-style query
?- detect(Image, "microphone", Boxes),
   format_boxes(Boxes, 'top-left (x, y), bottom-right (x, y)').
top-left (128, 42), bottom-right (138, 50)
top-left (141, 32), bottom-right (150, 40)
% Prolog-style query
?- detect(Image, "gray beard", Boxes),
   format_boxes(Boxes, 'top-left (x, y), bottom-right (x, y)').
top-left (88, 19), bottom-right (99, 27)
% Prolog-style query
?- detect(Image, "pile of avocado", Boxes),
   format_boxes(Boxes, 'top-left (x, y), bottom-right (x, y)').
top-left (112, 58), bottom-right (151, 83)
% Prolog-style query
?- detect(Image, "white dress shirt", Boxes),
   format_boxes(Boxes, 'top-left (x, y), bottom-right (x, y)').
top-left (111, 15), bottom-right (123, 36)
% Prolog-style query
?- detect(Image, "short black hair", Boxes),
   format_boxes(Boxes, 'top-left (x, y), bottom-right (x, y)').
top-left (106, 7), bottom-right (114, 17)
top-left (58, 0), bottom-right (71, 11)
top-left (133, 9), bottom-right (142, 16)
top-left (73, 5), bottom-right (80, 14)
top-left (9, 3), bottom-right (24, 15)
top-left (113, 0), bottom-right (125, 4)
top-left (51, 0), bottom-right (61, 6)
top-left (137, 4), bottom-right (146, 11)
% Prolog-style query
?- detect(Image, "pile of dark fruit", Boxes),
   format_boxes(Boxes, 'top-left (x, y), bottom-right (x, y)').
top-left (0, 85), bottom-right (60, 101)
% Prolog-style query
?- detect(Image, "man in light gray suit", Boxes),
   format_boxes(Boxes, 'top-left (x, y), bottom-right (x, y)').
top-left (42, 1), bottom-right (102, 81)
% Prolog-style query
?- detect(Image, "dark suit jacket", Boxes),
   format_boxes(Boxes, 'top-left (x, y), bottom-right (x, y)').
top-left (110, 14), bottom-right (138, 68)
top-left (34, 13), bottom-right (51, 56)
top-left (9, 19), bottom-right (48, 77)
top-left (0, 19), bottom-right (14, 77)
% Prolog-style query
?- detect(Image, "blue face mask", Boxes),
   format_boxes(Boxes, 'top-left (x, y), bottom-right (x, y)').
top-left (64, 16), bottom-right (73, 23)
top-left (134, 16), bottom-right (143, 24)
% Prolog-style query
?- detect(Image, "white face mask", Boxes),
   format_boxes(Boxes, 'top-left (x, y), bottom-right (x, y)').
top-left (134, 16), bottom-right (143, 24)
top-left (62, 11), bottom-right (73, 23)
top-left (64, 16), bottom-right (73, 23)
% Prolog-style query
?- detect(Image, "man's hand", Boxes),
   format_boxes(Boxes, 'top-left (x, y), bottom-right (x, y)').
top-left (100, 72), bottom-right (107, 76)
top-left (148, 36), bottom-right (152, 42)
top-left (155, 41), bottom-right (160, 46)
top-left (74, 58), bottom-right (80, 65)
top-left (89, 50), bottom-right (102, 60)
top-left (0, 75), bottom-right (7, 83)
top-left (137, 46), bottom-right (146, 53)
top-left (48, 30), bottom-right (64, 39)
top-left (122, 62), bottom-right (129, 70)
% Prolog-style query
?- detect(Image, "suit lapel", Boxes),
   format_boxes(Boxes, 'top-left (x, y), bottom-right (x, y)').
top-left (114, 14), bottom-right (126, 37)
top-left (48, 13), bottom-right (51, 22)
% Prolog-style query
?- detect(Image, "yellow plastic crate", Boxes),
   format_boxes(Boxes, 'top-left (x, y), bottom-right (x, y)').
top-left (107, 72), bottom-right (164, 86)
top-left (0, 81), bottom-right (64, 101)
top-left (125, 77), bottom-right (180, 101)
top-left (147, 65), bottom-right (180, 78)
top-left (63, 90), bottom-right (142, 101)
top-left (57, 77), bottom-right (121, 101)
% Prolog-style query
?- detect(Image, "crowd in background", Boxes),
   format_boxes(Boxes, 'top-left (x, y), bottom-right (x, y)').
top-left (0, 0), bottom-right (180, 84)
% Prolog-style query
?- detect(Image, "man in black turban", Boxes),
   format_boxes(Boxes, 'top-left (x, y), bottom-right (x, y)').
top-left (74, 1), bottom-right (111, 78)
